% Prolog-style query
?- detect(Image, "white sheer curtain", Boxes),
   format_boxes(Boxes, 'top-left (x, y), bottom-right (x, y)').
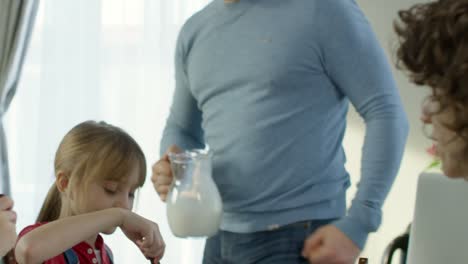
top-left (4, 0), bottom-right (210, 263)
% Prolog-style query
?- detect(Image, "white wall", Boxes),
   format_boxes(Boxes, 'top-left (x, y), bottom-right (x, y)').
top-left (346, 0), bottom-right (433, 261)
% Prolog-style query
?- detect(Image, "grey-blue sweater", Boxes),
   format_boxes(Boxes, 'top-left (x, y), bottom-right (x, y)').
top-left (161, 0), bottom-right (409, 249)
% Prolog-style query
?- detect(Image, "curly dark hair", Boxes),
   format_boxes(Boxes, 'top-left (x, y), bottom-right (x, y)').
top-left (394, 0), bottom-right (468, 148)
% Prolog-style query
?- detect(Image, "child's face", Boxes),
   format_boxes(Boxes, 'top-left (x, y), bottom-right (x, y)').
top-left (429, 108), bottom-right (468, 178)
top-left (72, 165), bottom-right (142, 234)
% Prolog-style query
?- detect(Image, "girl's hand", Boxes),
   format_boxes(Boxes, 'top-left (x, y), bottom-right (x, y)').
top-left (120, 210), bottom-right (165, 262)
top-left (0, 195), bottom-right (17, 257)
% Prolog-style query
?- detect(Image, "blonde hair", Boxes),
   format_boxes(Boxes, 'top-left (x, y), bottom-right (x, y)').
top-left (37, 121), bottom-right (146, 222)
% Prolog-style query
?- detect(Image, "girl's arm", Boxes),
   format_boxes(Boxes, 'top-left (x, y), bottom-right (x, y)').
top-left (15, 208), bottom-right (125, 264)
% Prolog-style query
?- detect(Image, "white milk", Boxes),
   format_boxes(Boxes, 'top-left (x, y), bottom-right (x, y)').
top-left (167, 190), bottom-right (222, 237)
top-left (166, 149), bottom-right (223, 238)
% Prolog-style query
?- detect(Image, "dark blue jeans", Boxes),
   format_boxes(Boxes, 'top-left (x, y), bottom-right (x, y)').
top-left (202, 219), bottom-right (334, 264)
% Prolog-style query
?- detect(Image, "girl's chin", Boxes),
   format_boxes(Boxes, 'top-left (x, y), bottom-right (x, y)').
top-left (442, 163), bottom-right (468, 179)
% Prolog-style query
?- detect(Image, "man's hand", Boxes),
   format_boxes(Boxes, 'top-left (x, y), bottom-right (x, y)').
top-left (302, 225), bottom-right (360, 264)
top-left (151, 145), bottom-right (181, 201)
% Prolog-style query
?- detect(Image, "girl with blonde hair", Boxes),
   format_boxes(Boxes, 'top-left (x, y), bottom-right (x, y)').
top-left (15, 121), bottom-right (165, 264)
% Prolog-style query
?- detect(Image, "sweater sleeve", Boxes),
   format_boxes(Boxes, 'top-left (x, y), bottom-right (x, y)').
top-left (160, 30), bottom-right (205, 156)
top-left (315, 0), bottom-right (409, 249)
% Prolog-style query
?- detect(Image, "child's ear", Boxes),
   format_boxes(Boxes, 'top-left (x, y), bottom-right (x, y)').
top-left (56, 171), bottom-right (70, 193)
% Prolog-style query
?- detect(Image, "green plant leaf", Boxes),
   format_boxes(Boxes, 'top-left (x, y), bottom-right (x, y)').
top-left (425, 159), bottom-right (441, 170)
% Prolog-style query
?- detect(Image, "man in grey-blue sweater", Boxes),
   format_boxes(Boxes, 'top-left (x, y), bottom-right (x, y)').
top-left (151, 0), bottom-right (409, 263)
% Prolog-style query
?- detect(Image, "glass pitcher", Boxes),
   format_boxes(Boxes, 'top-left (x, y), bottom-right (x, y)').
top-left (166, 149), bottom-right (223, 238)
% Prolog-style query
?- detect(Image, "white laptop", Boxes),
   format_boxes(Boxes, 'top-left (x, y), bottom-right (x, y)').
top-left (407, 172), bottom-right (468, 264)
